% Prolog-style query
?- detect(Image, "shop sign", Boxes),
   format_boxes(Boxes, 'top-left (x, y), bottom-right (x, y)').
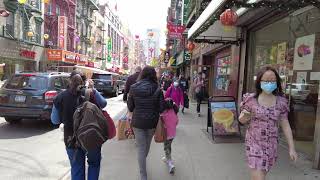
top-left (86, 61), bottom-right (94, 67)
top-left (177, 52), bottom-right (184, 66)
top-left (58, 16), bottom-right (67, 50)
top-left (64, 52), bottom-right (76, 64)
top-left (47, 49), bottom-right (63, 61)
top-left (167, 23), bottom-right (185, 39)
top-left (164, 52), bottom-right (170, 63)
top-left (78, 54), bottom-right (88, 65)
top-left (20, 50), bottom-right (36, 59)
top-left (184, 51), bottom-right (191, 61)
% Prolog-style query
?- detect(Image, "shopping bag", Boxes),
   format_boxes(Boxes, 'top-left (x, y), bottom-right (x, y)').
top-left (124, 120), bottom-right (135, 139)
top-left (154, 117), bottom-right (166, 143)
top-left (117, 120), bottom-right (127, 140)
top-left (102, 111), bottom-right (116, 139)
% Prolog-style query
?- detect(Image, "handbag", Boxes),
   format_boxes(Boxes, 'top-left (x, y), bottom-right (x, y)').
top-left (154, 117), bottom-right (166, 143)
top-left (102, 111), bottom-right (116, 139)
top-left (89, 90), bottom-right (116, 140)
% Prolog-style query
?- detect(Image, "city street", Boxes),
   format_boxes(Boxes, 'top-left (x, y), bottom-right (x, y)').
top-left (0, 94), bottom-right (127, 180)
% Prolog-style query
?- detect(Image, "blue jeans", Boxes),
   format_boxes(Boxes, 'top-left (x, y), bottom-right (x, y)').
top-left (66, 147), bottom-right (101, 180)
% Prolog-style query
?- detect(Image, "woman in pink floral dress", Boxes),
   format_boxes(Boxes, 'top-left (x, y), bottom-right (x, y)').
top-left (239, 67), bottom-right (297, 180)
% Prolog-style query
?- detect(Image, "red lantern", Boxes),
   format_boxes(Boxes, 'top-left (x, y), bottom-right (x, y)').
top-left (0, 10), bottom-right (10, 17)
top-left (220, 9), bottom-right (238, 26)
top-left (188, 42), bottom-right (195, 51)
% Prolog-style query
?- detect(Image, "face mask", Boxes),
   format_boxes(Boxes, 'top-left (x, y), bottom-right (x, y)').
top-left (173, 82), bottom-right (179, 87)
top-left (260, 82), bottom-right (277, 94)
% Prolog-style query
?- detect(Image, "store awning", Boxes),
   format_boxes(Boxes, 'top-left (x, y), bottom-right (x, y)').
top-left (188, 0), bottom-right (227, 39)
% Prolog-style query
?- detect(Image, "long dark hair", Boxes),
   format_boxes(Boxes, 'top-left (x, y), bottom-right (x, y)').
top-left (138, 66), bottom-right (158, 85)
top-left (254, 66), bottom-right (283, 98)
top-left (69, 74), bottom-right (84, 95)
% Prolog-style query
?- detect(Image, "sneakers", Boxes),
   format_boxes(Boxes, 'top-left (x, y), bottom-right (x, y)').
top-left (161, 157), bottom-right (175, 174)
top-left (198, 113), bottom-right (201, 117)
top-left (168, 160), bottom-right (175, 174)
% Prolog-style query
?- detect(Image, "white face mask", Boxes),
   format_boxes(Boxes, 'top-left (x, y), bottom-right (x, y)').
top-left (173, 82), bottom-right (179, 87)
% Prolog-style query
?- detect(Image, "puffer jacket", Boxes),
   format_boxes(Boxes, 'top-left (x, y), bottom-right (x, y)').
top-left (127, 79), bottom-right (165, 129)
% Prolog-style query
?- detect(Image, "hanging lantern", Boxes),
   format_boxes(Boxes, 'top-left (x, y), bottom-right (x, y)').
top-left (188, 41), bottom-right (195, 51)
top-left (27, 31), bottom-right (34, 37)
top-left (220, 9), bottom-right (238, 26)
top-left (0, 10), bottom-right (10, 17)
top-left (43, 34), bottom-right (49, 40)
top-left (18, 0), bottom-right (27, 4)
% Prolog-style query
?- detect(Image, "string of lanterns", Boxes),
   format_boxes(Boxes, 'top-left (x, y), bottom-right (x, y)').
top-left (190, 0), bottom-right (320, 40)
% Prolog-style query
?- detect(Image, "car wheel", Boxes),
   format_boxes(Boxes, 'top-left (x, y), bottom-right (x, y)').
top-left (5, 117), bottom-right (22, 124)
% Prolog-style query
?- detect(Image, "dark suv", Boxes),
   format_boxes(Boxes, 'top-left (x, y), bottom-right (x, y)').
top-left (92, 72), bottom-right (123, 97)
top-left (0, 72), bottom-right (70, 123)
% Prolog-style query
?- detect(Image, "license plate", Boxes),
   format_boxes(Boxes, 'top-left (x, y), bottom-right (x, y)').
top-left (15, 95), bottom-right (26, 103)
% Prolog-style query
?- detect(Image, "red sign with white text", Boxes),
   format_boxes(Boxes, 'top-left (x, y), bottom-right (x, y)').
top-left (20, 50), bottom-right (36, 59)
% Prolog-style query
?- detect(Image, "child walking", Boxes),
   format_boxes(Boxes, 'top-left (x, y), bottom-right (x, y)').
top-left (161, 99), bottom-right (179, 174)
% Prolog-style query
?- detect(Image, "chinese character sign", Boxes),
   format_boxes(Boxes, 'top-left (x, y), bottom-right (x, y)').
top-left (58, 16), bottom-right (67, 50)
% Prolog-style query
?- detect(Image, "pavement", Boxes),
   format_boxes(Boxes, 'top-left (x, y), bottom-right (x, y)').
top-left (96, 103), bottom-right (320, 180)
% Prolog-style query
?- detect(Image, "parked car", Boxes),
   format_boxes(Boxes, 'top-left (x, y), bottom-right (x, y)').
top-left (0, 72), bottom-right (70, 124)
top-left (118, 75), bottom-right (127, 94)
top-left (92, 72), bottom-right (122, 97)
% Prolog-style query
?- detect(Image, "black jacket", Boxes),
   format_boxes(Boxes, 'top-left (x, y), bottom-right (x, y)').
top-left (123, 72), bottom-right (140, 101)
top-left (54, 89), bottom-right (83, 148)
top-left (127, 79), bottom-right (165, 129)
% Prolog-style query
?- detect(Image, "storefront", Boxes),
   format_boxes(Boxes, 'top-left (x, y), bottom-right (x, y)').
top-left (0, 37), bottom-right (44, 80)
top-left (242, 6), bottom-right (320, 167)
top-left (44, 49), bottom-right (89, 72)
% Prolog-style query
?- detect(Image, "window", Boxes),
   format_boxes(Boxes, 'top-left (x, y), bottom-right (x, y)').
top-left (5, 75), bottom-right (48, 90)
top-left (5, 13), bottom-right (14, 38)
top-left (53, 78), bottom-right (63, 89)
top-left (56, 4), bottom-right (61, 16)
top-left (22, 16), bottom-right (30, 41)
top-left (47, 3), bottom-right (52, 15)
top-left (35, 22), bottom-right (41, 44)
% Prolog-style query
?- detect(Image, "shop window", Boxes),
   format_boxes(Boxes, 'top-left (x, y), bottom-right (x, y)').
top-left (46, 3), bottom-right (52, 15)
top-left (248, 7), bottom-right (320, 158)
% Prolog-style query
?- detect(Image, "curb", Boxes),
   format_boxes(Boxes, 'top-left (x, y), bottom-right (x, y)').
top-left (58, 105), bottom-right (127, 180)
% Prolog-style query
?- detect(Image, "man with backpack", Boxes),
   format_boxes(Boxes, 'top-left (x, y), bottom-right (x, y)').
top-left (51, 71), bottom-right (107, 180)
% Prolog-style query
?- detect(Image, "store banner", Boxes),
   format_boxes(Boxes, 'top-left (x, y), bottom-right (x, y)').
top-left (64, 52), bottom-right (77, 64)
top-left (167, 23), bottom-right (185, 39)
top-left (58, 16), bottom-right (67, 50)
top-left (293, 34), bottom-right (316, 70)
top-left (47, 49), bottom-right (63, 61)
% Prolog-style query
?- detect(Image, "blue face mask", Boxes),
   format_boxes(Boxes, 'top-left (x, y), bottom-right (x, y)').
top-left (260, 82), bottom-right (277, 94)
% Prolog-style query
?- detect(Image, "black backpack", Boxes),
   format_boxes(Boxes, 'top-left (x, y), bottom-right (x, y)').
top-left (73, 89), bottom-right (109, 151)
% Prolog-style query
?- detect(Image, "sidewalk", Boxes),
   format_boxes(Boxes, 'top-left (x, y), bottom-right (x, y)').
top-left (99, 103), bottom-right (320, 180)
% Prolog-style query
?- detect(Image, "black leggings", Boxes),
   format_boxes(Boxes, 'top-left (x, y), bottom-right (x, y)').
top-left (196, 92), bottom-right (203, 113)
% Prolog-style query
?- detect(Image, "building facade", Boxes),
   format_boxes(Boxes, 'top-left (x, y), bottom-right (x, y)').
top-left (185, 0), bottom-right (320, 169)
top-left (0, 0), bottom-right (45, 79)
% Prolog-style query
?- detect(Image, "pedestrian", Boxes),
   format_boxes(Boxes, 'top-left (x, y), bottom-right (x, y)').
top-left (127, 66), bottom-right (165, 180)
top-left (178, 74), bottom-right (189, 113)
top-left (161, 99), bottom-right (179, 174)
top-left (165, 81), bottom-right (184, 112)
top-left (51, 71), bottom-right (107, 180)
top-left (193, 72), bottom-right (204, 117)
top-left (162, 73), bottom-right (173, 92)
top-left (123, 66), bottom-right (142, 101)
top-left (239, 66), bottom-right (297, 180)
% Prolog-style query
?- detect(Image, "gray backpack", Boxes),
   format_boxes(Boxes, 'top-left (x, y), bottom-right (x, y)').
top-left (73, 90), bottom-right (109, 151)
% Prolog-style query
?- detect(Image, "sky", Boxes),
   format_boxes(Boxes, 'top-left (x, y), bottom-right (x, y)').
top-left (100, 0), bottom-right (171, 48)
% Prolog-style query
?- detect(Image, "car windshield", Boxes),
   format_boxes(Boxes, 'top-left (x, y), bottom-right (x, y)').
top-left (92, 74), bottom-right (112, 80)
top-left (5, 75), bottom-right (48, 90)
